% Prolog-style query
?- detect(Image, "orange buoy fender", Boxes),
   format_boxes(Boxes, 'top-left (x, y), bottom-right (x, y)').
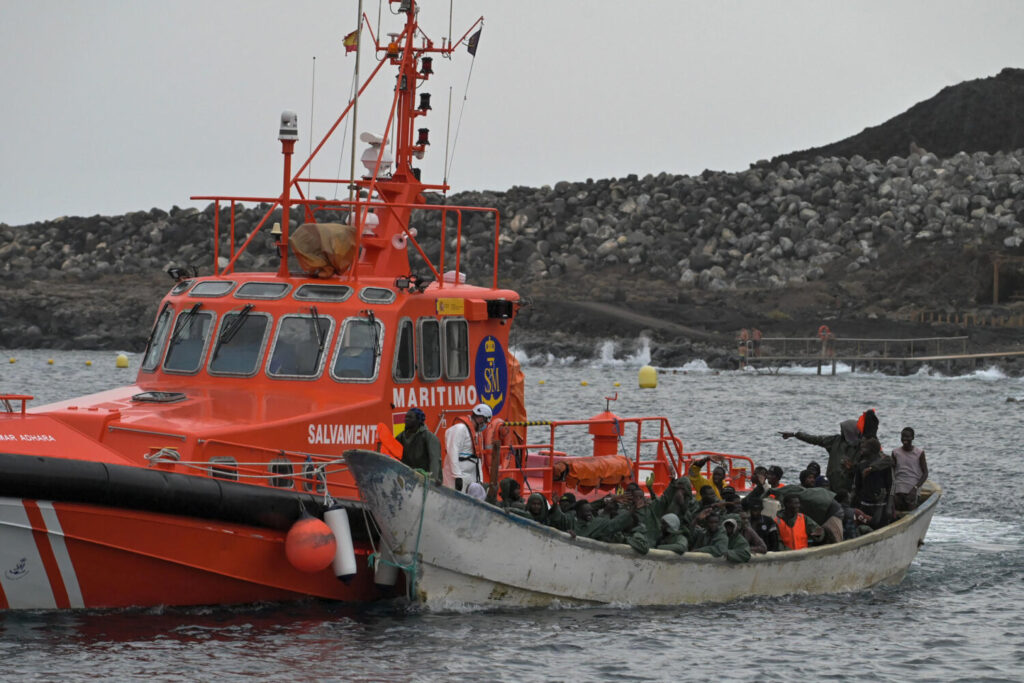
top-left (373, 537), bottom-right (400, 588)
top-left (323, 505), bottom-right (358, 583)
top-left (285, 510), bottom-right (337, 573)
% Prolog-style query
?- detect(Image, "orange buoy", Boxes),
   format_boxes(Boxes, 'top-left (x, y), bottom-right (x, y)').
top-left (285, 511), bottom-right (337, 573)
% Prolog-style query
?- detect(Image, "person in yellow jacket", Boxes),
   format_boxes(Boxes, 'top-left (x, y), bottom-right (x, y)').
top-left (688, 455), bottom-right (726, 499)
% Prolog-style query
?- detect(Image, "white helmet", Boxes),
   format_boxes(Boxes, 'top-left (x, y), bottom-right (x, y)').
top-left (471, 404), bottom-right (493, 420)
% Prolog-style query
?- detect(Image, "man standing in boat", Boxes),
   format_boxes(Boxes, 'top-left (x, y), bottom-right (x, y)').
top-left (779, 409), bottom-right (878, 495)
top-left (444, 404), bottom-right (492, 491)
top-left (397, 408), bottom-right (442, 484)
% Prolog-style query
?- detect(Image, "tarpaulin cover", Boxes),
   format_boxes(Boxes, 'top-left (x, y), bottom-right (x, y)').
top-left (290, 222), bottom-right (357, 278)
top-left (553, 454), bottom-right (633, 488)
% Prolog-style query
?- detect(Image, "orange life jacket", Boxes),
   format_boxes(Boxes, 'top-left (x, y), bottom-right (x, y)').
top-left (453, 415), bottom-right (481, 459)
top-left (777, 512), bottom-right (808, 550)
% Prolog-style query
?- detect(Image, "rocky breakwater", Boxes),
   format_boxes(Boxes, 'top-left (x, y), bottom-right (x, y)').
top-left (2, 148), bottom-right (1023, 361)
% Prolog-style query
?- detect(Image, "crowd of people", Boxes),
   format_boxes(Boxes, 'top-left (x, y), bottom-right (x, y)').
top-left (395, 406), bottom-right (929, 562)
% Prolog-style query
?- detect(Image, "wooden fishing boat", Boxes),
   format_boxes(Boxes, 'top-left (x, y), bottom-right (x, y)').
top-left (345, 448), bottom-right (941, 609)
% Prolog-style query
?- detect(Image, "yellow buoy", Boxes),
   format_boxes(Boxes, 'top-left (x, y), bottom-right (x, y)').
top-left (47, 359), bottom-right (54, 365)
top-left (538, 379), bottom-right (545, 385)
top-left (85, 360), bottom-right (92, 367)
top-left (581, 380), bottom-right (588, 386)
top-left (613, 381), bottom-right (621, 387)
top-left (8, 358), bottom-right (14, 364)
top-left (115, 353), bottom-right (129, 369)
top-left (638, 365), bottom-right (658, 389)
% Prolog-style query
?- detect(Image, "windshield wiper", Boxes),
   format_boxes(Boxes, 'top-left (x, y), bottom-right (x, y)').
top-left (143, 302), bottom-right (171, 356)
top-left (169, 303), bottom-right (202, 346)
top-left (213, 303), bottom-right (254, 359)
top-left (364, 309), bottom-right (380, 362)
top-left (310, 306), bottom-right (326, 368)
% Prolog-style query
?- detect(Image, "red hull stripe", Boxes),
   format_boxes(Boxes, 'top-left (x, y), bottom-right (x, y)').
top-left (23, 501), bottom-right (71, 609)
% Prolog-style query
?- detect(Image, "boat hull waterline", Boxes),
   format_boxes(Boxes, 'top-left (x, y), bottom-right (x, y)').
top-left (345, 449), bottom-right (941, 609)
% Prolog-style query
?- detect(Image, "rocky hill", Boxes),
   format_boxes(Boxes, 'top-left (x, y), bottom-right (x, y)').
top-left (772, 68), bottom-right (1024, 165)
top-left (3, 69), bottom-right (1024, 369)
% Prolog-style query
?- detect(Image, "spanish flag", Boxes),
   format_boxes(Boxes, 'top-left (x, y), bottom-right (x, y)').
top-left (343, 29), bottom-right (359, 54)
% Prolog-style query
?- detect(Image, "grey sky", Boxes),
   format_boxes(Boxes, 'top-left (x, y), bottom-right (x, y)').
top-left (2, 1), bottom-right (1022, 226)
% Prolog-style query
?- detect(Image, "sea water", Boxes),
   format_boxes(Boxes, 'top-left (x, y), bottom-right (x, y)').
top-left (1, 348), bottom-right (1022, 681)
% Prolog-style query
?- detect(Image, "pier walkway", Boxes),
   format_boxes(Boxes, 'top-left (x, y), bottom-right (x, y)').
top-left (737, 332), bottom-right (1024, 375)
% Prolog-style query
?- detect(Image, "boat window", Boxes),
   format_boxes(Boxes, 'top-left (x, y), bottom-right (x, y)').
top-left (331, 317), bottom-right (383, 381)
top-left (443, 318), bottom-right (470, 380)
top-left (191, 281), bottom-right (237, 297)
top-left (358, 287), bottom-right (396, 304)
top-left (208, 309), bottom-right (271, 376)
top-left (268, 313), bottom-right (334, 378)
top-left (270, 459), bottom-right (294, 488)
top-left (170, 279), bottom-right (194, 296)
top-left (235, 282), bottom-right (291, 300)
top-left (393, 318), bottom-right (415, 382)
top-left (209, 456), bottom-right (238, 481)
top-left (141, 305), bottom-right (174, 372)
top-left (163, 309), bottom-right (215, 374)
top-left (418, 318), bottom-right (441, 381)
top-left (295, 284), bottom-right (353, 302)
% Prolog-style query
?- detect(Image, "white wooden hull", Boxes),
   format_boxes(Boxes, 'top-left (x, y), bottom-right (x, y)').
top-left (345, 449), bottom-right (940, 610)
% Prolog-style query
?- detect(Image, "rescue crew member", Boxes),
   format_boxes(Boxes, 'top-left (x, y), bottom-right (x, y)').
top-left (396, 407), bottom-right (441, 484)
top-left (776, 494), bottom-right (824, 550)
top-left (444, 403), bottom-right (492, 491)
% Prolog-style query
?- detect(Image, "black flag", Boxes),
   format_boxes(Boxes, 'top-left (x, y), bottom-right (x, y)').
top-left (467, 28), bottom-right (482, 56)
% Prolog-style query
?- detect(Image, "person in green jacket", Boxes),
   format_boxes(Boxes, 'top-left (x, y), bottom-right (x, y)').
top-left (655, 513), bottom-right (689, 554)
top-left (497, 478), bottom-right (526, 511)
top-left (779, 410), bottom-right (878, 495)
top-left (511, 492), bottom-right (550, 524)
top-left (689, 509), bottom-right (728, 556)
top-left (397, 408), bottom-right (441, 484)
top-left (572, 500), bottom-right (636, 543)
top-left (720, 518), bottom-right (752, 563)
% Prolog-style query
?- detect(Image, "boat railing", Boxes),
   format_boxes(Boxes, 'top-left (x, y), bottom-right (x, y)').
top-left (0, 394), bottom-right (33, 416)
top-left (145, 439), bottom-right (360, 499)
top-left (493, 416), bottom-right (691, 501)
top-left (192, 195), bottom-right (504, 289)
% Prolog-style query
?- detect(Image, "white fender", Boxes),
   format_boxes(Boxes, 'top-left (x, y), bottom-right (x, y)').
top-left (373, 537), bottom-right (400, 588)
top-left (323, 506), bottom-right (357, 583)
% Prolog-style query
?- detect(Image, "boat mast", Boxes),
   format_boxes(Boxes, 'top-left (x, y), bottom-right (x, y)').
top-left (348, 0), bottom-right (365, 215)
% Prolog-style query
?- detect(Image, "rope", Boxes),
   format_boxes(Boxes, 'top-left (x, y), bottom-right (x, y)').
top-left (444, 45), bottom-right (479, 185)
top-left (503, 420), bottom-right (552, 426)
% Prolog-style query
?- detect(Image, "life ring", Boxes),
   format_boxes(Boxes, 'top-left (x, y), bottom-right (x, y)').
top-left (817, 325), bottom-right (832, 340)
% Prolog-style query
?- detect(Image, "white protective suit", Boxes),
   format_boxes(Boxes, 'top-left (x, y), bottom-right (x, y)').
top-left (444, 420), bottom-right (480, 489)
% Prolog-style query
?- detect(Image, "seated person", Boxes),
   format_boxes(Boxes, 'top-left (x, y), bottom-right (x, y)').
top-left (738, 511), bottom-right (768, 554)
top-left (689, 509), bottom-right (728, 556)
top-left (655, 513), bottom-right (688, 554)
top-left (776, 494), bottom-right (824, 550)
top-left (742, 496), bottom-right (780, 552)
top-left (807, 460), bottom-right (829, 488)
top-left (497, 478), bottom-right (526, 511)
top-left (721, 517), bottom-right (752, 563)
top-left (511, 492), bottom-right (550, 524)
top-left (572, 500), bottom-right (635, 543)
